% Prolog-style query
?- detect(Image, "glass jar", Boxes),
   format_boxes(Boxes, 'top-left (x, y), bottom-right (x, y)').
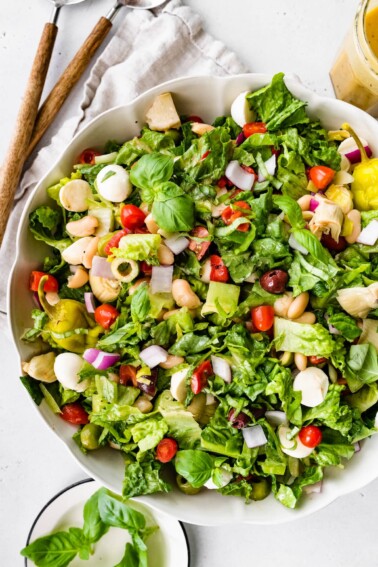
top-left (330, 0), bottom-right (378, 116)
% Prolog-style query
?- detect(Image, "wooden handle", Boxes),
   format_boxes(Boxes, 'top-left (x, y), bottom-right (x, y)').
top-left (28, 17), bottom-right (113, 158)
top-left (0, 23), bottom-right (57, 245)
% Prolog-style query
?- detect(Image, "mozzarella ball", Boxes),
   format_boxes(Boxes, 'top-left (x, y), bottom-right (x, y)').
top-left (54, 353), bottom-right (88, 393)
top-left (278, 425), bottom-right (314, 459)
top-left (293, 367), bottom-right (329, 408)
top-left (96, 165), bottom-right (131, 202)
top-left (230, 91), bottom-right (255, 127)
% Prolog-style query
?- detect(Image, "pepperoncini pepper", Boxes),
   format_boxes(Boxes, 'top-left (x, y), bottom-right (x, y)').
top-left (343, 122), bottom-right (378, 211)
top-left (38, 276), bottom-right (102, 353)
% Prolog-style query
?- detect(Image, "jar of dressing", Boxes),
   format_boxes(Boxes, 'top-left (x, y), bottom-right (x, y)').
top-left (330, 0), bottom-right (378, 116)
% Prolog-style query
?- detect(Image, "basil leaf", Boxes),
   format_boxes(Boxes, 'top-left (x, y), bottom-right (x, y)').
top-left (175, 449), bottom-right (214, 487)
top-left (19, 375), bottom-right (44, 405)
top-left (152, 182), bottom-right (194, 232)
top-left (129, 153), bottom-right (174, 195)
top-left (114, 543), bottom-right (140, 567)
top-left (273, 194), bottom-right (306, 229)
top-left (291, 228), bottom-right (338, 267)
top-left (20, 529), bottom-right (88, 567)
top-left (98, 491), bottom-right (146, 531)
top-left (131, 282), bottom-right (151, 322)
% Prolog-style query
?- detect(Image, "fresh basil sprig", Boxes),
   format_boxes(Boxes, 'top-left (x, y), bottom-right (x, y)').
top-left (20, 487), bottom-right (157, 567)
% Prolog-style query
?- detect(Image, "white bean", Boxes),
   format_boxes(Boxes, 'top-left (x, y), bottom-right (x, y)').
top-left (287, 292), bottom-right (309, 320)
top-left (172, 279), bottom-right (201, 309)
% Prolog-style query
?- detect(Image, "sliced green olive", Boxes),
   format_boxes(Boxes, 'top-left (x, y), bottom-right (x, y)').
top-left (176, 474), bottom-right (201, 495)
top-left (251, 478), bottom-right (271, 501)
top-left (80, 423), bottom-right (103, 450)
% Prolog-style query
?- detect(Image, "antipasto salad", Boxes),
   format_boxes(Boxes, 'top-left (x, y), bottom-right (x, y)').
top-left (21, 74), bottom-right (378, 508)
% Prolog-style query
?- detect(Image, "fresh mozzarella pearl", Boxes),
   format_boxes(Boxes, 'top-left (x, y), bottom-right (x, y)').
top-left (96, 165), bottom-right (131, 202)
top-left (230, 91), bottom-right (255, 127)
top-left (204, 468), bottom-right (233, 490)
top-left (59, 179), bottom-right (92, 212)
top-left (54, 353), bottom-right (88, 393)
top-left (170, 368), bottom-right (189, 403)
top-left (293, 367), bottom-right (329, 407)
top-left (278, 425), bottom-right (314, 458)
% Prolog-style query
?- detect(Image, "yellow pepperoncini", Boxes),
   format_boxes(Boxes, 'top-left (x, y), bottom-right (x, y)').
top-left (342, 123), bottom-right (378, 211)
top-left (38, 276), bottom-right (102, 353)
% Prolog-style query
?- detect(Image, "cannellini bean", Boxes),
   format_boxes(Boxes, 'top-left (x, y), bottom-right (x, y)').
top-left (273, 293), bottom-right (294, 318)
top-left (66, 215), bottom-right (99, 237)
top-left (200, 258), bottom-right (212, 283)
top-left (62, 237), bottom-right (93, 265)
top-left (145, 213), bottom-right (159, 234)
top-left (133, 395), bottom-right (153, 413)
top-left (158, 244), bottom-right (174, 265)
top-left (67, 266), bottom-right (89, 289)
top-left (302, 210), bottom-right (314, 221)
top-left (294, 352), bottom-right (308, 371)
top-left (172, 279), bottom-right (201, 309)
top-left (129, 278), bottom-right (150, 295)
top-left (287, 292), bottom-right (309, 320)
top-left (297, 194), bottom-right (312, 211)
top-left (59, 179), bottom-right (92, 212)
top-left (345, 209), bottom-right (361, 244)
top-left (82, 236), bottom-right (99, 269)
top-left (292, 311), bottom-right (316, 324)
top-left (159, 355), bottom-right (185, 369)
top-left (191, 122), bottom-right (215, 135)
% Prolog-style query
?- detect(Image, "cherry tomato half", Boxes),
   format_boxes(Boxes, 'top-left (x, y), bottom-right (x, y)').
top-left (120, 204), bottom-right (146, 231)
top-left (221, 201), bottom-right (251, 232)
top-left (191, 360), bottom-right (214, 394)
top-left (60, 403), bottom-right (89, 425)
top-left (78, 148), bottom-right (100, 165)
top-left (140, 261), bottom-right (153, 276)
top-left (298, 425), bottom-right (322, 448)
top-left (251, 305), bottom-right (275, 332)
top-left (119, 365), bottom-right (137, 387)
top-left (94, 304), bottom-right (120, 330)
top-left (308, 165), bottom-right (335, 190)
top-left (186, 115), bottom-right (203, 123)
top-left (156, 438), bottom-right (178, 463)
top-left (217, 176), bottom-right (228, 188)
top-left (188, 226), bottom-right (211, 260)
top-left (309, 355), bottom-right (327, 365)
top-left (209, 255), bottom-right (229, 283)
top-left (30, 271), bottom-right (59, 293)
top-left (243, 122), bottom-right (267, 138)
top-left (104, 229), bottom-right (130, 256)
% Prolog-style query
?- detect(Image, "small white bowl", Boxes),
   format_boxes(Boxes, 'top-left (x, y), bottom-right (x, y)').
top-left (8, 74), bottom-right (378, 525)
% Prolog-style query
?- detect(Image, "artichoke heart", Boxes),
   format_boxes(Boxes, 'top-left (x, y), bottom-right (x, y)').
top-left (358, 318), bottom-right (378, 349)
top-left (22, 352), bottom-right (57, 383)
top-left (336, 282), bottom-right (378, 318)
top-left (325, 185), bottom-right (354, 214)
top-left (309, 199), bottom-right (344, 242)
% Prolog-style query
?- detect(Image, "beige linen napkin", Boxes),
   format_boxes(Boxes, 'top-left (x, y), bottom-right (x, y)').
top-left (0, 0), bottom-right (246, 328)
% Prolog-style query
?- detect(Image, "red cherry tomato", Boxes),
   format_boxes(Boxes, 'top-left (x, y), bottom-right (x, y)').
top-left (140, 261), bottom-right (153, 275)
top-left (221, 201), bottom-right (251, 232)
top-left (156, 438), bottom-right (178, 463)
top-left (186, 115), bottom-right (203, 123)
top-left (209, 255), bottom-right (229, 283)
top-left (191, 360), bottom-right (214, 394)
top-left (320, 233), bottom-right (347, 252)
top-left (308, 166), bottom-right (335, 190)
top-left (94, 304), bottom-right (120, 330)
top-left (119, 365), bottom-right (137, 387)
top-left (309, 355), bottom-right (327, 365)
top-left (241, 165), bottom-right (257, 176)
top-left (217, 176), bottom-right (228, 188)
top-left (60, 403), bottom-right (89, 425)
top-left (30, 271), bottom-right (59, 293)
top-left (120, 204), bottom-right (146, 231)
top-left (188, 226), bottom-right (211, 260)
top-left (298, 425), bottom-right (322, 448)
top-left (104, 229), bottom-right (130, 255)
top-left (243, 122), bottom-right (267, 137)
top-left (78, 148), bottom-right (100, 165)
top-left (201, 150), bottom-right (211, 160)
top-left (251, 305), bottom-right (275, 332)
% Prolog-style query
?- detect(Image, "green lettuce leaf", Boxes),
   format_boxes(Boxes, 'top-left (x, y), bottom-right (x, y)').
top-left (274, 317), bottom-right (335, 357)
top-left (111, 233), bottom-right (161, 262)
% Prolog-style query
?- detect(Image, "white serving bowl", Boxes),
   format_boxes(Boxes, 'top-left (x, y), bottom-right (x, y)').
top-left (8, 74), bottom-right (378, 525)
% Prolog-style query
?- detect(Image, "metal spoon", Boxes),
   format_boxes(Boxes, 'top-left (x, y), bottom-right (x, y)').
top-left (27, 0), bottom-right (167, 158)
top-left (0, 0), bottom-right (89, 245)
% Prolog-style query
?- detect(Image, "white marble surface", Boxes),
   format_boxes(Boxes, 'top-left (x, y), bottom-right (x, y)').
top-left (1, 0), bottom-right (378, 565)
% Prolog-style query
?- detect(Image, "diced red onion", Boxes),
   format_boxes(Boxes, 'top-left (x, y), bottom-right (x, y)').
top-left (91, 255), bottom-right (115, 279)
top-left (91, 351), bottom-right (120, 370)
top-left (84, 292), bottom-right (96, 313)
top-left (309, 198), bottom-right (319, 212)
top-left (140, 345), bottom-right (168, 368)
top-left (357, 220), bottom-right (378, 246)
top-left (258, 154), bottom-right (276, 182)
top-left (265, 410), bottom-right (288, 427)
top-left (33, 292), bottom-right (42, 309)
top-left (225, 160), bottom-right (255, 191)
top-left (235, 131), bottom-right (246, 146)
top-left (83, 348), bottom-right (101, 364)
top-left (242, 425), bottom-right (268, 448)
top-left (354, 442), bottom-right (361, 453)
top-left (303, 481), bottom-right (323, 494)
top-left (211, 355), bottom-right (232, 383)
top-left (151, 266), bottom-right (173, 294)
top-left (328, 323), bottom-right (341, 335)
top-left (288, 233), bottom-right (308, 255)
top-left (338, 136), bottom-right (372, 163)
top-left (164, 235), bottom-right (189, 255)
